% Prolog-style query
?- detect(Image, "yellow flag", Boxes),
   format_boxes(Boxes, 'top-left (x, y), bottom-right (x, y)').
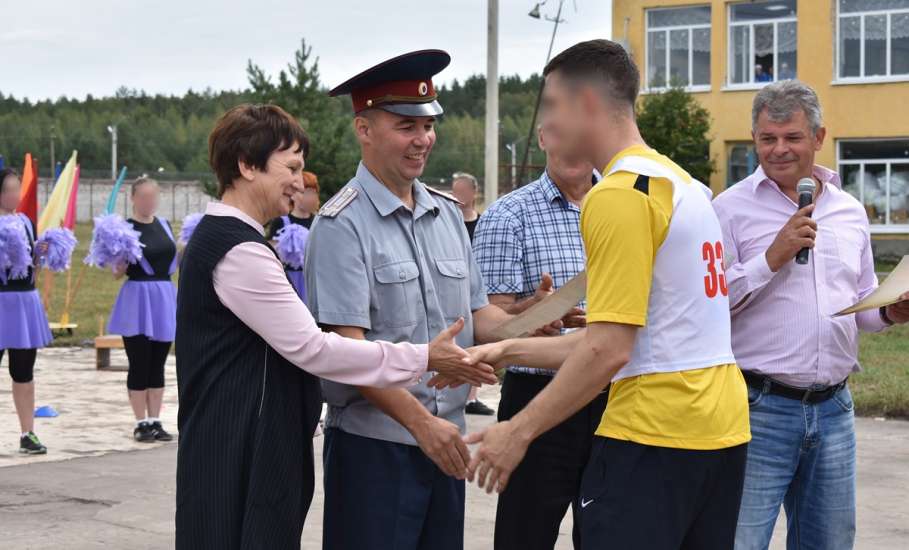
top-left (38, 150), bottom-right (78, 234)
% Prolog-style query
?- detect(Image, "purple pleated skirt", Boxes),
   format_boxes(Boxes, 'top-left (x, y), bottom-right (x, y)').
top-left (108, 280), bottom-right (176, 342)
top-left (0, 290), bottom-right (53, 350)
top-left (287, 269), bottom-right (307, 304)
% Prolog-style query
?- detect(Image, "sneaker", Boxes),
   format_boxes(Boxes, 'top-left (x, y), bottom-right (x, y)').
top-left (19, 432), bottom-right (47, 455)
top-left (465, 400), bottom-right (496, 416)
top-left (134, 422), bottom-right (155, 443)
top-left (150, 421), bottom-right (173, 442)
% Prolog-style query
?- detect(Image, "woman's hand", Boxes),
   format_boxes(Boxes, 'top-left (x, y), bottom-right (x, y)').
top-left (427, 318), bottom-right (498, 388)
top-left (112, 262), bottom-right (128, 280)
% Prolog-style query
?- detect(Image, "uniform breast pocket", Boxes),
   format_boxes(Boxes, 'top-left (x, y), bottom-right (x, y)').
top-left (434, 258), bottom-right (469, 321)
top-left (373, 260), bottom-right (421, 328)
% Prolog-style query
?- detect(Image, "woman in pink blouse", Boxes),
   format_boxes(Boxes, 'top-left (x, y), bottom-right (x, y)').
top-left (173, 104), bottom-right (495, 550)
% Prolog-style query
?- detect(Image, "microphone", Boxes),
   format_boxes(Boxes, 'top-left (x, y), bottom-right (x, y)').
top-left (795, 178), bottom-right (816, 265)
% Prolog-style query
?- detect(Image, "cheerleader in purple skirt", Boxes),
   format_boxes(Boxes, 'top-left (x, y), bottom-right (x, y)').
top-left (266, 170), bottom-right (319, 302)
top-left (108, 177), bottom-right (176, 443)
top-left (0, 168), bottom-right (52, 455)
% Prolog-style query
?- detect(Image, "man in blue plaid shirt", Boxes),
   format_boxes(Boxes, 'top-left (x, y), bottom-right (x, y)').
top-left (473, 128), bottom-right (606, 550)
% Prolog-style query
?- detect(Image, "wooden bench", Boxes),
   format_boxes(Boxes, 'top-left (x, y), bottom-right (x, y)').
top-left (94, 334), bottom-right (126, 371)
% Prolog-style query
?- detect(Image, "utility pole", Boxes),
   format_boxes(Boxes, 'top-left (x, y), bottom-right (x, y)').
top-left (484, 0), bottom-right (499, 208)
top-left (49, 125), bottom-right (56, 185)
top-left (505, 142), bottom-right (518, 187)
top-left (517, 0), bottom-right (566, 187)
top-left (107, 125), bottom-right (118, 181)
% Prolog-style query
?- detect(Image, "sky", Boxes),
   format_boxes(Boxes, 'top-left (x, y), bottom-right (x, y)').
top-left (2, 0), bottom-right (612, 102)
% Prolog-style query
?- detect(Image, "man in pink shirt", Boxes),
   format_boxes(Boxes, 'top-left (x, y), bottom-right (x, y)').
top-left (713, 80), bottom-right (909, 550)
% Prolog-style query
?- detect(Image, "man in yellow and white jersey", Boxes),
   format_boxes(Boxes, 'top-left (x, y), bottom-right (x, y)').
top-left (461, 39), bottom-right (751, 549)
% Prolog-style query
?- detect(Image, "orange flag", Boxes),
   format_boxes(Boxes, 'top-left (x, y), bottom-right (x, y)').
top-left (16, 153), bottom-right (39, 224)
top-left (63, 165), bottom-right (80, 230)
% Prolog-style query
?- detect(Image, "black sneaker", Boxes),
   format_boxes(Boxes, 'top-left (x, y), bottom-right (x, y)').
top-left (465, 400), bottom-right (496, 416)
top-left (150, 421), bottom-right (173, 442)
top-left (134, 422), bottom-right (155, 443)
top-left (19, 432), bottom-right (47, 455)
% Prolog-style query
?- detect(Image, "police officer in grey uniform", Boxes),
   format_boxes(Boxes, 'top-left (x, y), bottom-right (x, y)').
top-left (305, 50), bottom-right (556, 550)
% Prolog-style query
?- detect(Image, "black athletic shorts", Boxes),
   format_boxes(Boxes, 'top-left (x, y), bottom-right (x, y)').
top-left (577, 437), bottom-right (748, 550)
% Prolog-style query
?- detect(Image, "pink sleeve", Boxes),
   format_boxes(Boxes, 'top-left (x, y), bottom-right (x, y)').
top-left (213, 242), bottom-right (428, 387)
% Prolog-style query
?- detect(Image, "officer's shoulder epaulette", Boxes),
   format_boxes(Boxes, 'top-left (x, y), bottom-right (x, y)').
top-left (317, 187), bottom-right (359, 218)
top-left (424, 186), bottom-right (464, 206)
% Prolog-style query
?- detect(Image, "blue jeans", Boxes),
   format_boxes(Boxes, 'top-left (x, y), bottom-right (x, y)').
top-left (735, 383), bottom-right (856, 550)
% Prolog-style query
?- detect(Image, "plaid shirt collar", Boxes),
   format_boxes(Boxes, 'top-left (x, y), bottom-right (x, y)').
top-left (539, 170), bottom-right (580, 212)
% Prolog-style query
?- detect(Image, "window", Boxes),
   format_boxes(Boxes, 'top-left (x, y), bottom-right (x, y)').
top-left (839, 139), bottom-right (909, 229)
top-left (646, 6), bottom-right (711, 90)
top-left (727, 143), bottom-right (758, 187)
top-left (728, 0), bottom-right (797, 86)
top-left (838, 0), bottom-right (909, 80)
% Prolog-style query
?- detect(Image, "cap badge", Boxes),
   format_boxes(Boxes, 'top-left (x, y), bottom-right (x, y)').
top-left (418, 82), bottom-right (429, 96)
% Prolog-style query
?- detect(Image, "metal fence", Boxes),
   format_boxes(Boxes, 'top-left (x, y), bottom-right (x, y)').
top-left (38, 177), bottom-right (212, 224)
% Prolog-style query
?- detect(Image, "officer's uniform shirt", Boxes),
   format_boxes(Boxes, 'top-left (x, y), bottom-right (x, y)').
top-left (305, 161), bottom-right (488, 446)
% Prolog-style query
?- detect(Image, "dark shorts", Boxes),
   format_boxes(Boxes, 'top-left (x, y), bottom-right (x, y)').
top-left (578, 437), bottom-right (748, 550)
top-left (322, 428), bottom-right (465, 550)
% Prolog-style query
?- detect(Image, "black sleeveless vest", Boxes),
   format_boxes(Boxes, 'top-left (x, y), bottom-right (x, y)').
top-left (175, 214), bottom-right (322, 550)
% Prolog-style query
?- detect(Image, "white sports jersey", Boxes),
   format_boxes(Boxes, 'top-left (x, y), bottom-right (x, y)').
top-left (606, 156), bottom-right (736, 382)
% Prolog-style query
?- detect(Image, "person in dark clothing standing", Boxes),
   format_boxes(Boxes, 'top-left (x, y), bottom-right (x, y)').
top-left (451, 171), bottom-right (480, 241)
top-left (451, 171), bottom-right (495, 416)
top-left (268, 170), bottom-right (320, 234)
top-left (108, 177), bottom-right (177, 443)
top-left (0, 168), bottom-right (53, 455)
top-left (266, 171), bottom-right (320, 300)
top-left (174, 103), bottom-right (496, 550)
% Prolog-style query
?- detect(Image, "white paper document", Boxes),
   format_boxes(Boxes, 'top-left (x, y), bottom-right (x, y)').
top-left (490, 271), bottom-right (588, 340)
top-left (836, 255), bottom-right (909, 316)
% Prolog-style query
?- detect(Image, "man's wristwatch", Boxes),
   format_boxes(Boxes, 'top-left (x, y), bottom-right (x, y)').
top-left (880, 305), bottom-right (895, 326)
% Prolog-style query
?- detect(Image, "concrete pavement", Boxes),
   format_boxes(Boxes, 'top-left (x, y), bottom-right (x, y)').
top-left (1, 349), bottom-right (908, 548)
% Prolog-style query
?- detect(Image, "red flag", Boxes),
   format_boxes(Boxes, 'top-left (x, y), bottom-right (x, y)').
top-left (63, 164), bottom-right (80, 230)
top-left (16, 153), bottom-right (39, 224)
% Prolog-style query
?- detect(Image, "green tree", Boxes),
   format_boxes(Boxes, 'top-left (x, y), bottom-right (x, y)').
top-left (636, 87), bottom-right (715, 184)
top-left (246, 39), bottom-right (358, 200)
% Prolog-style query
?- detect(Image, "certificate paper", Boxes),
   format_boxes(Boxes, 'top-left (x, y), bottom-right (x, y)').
top-left (836, 256), bottom-right (909, 316)
top-left (490, 271), bottom-right (588, 340)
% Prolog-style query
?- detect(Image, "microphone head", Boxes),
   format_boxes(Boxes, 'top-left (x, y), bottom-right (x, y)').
top-left (797, 178), bottom-right (816, 195)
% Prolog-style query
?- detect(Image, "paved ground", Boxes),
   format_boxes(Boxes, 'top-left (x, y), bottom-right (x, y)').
top-left (1, 349), bottom-right (908, 548)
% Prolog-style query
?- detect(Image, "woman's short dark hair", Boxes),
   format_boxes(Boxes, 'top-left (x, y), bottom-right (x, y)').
top-left (208, 104), bottom-right (310, 198)
top-left (543, 39), bottom-right (640, 109)
top-left (0, 168), bottom-right (19, 193)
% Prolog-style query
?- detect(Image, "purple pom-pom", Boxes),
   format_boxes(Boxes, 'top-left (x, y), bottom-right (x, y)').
top-left (275, 223), bottom-right (310, 269)
top-left (84, 214), bottom-right (144, 269)
top-left (37, 227), bottom-right (78, 272)
top-left (0, 214), bottom-right (32, 283)
top-left (179, 213), bottom-right (203, 245)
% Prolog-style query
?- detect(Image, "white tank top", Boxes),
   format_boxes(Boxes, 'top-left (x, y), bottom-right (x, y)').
top-left (606, 156), bottom-right (736, 382)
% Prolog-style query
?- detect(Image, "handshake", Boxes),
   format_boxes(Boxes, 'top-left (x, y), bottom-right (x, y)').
top-left (423, 318), bottom-right (506, 389)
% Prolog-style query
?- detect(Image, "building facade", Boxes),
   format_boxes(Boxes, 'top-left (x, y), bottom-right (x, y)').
top-left (613, 0), bottom-right (909, 236)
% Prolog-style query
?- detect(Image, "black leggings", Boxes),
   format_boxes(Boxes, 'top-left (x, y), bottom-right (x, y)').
top-left (122, 335), bottom-right (171, 391)
top-left (1, 348), bottom-right (37, 383)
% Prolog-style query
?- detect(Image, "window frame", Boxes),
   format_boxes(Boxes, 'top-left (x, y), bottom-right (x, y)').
top-left (837, 138), bottom-right (909, 233)
top-left (725, 2), bottom-right (798, 90)
top-left (726, 141), bottom-right (758, 188)
top-left (835, 2), bottom-right (909, 84)
top-left (643, 5), bottom-right (713, 93)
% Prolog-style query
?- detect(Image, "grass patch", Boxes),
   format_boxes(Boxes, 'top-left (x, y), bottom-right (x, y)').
top-left (38, 224), bottom-right (909, 417)
top-left (850, 323), bottom-right (909, 418)
top-left (42, 222), bottom-right (178, 347)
